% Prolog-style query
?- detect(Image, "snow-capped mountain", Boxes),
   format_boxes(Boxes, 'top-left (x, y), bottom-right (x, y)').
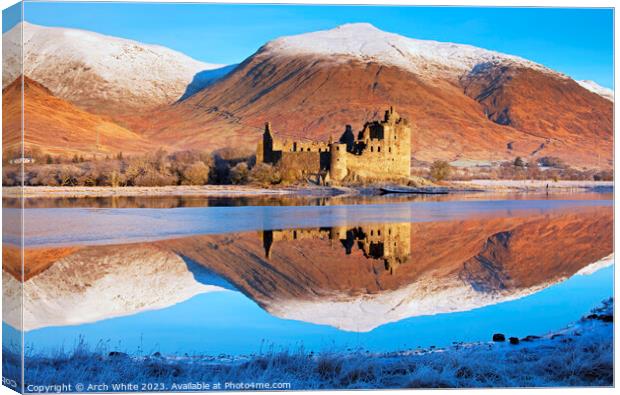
top-left (2, 22), bottom-right (611, 168)
top-left (145, 23), bottom-right (612, 168)
top-left (263, 23), bottom-right (556, 80)
top-left (2, 22), bottom-right (222, 114)
top-left (577, 80), bottom-right (614, 102)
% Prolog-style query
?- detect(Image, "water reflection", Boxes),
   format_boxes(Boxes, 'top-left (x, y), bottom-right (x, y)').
top-left (262, 223), bottom-right (411, 274)
top-left (5, 204), bottom-right (612, 336)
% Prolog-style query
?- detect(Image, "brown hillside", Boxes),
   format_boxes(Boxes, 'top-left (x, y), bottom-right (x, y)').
top-left (133, 53), bottom-right (612, 169)
top-left (2, 76), bottom-right (160, 157)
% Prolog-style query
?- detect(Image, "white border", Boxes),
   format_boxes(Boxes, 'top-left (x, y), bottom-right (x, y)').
top-left (0, 1), bottom-right (616, 395)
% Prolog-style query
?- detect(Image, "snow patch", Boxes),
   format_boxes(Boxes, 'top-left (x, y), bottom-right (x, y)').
top-left (577, 80), bottom-right (614, 102)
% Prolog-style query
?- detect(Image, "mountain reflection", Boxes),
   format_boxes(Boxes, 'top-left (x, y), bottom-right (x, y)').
top-left (261, 223), bottom-right (411, 274)
top-left (3, 205), bottom-right (613, 332)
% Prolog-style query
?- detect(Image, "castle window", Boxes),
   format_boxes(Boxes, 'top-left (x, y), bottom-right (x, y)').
top-left (371, 230), bottom-right (374, 236)
top-left (378, 230), bottom-right (381, 236)
top-left (378, 146), bottom-right (381, 152)
top-left (389, 147), bottom-right (392, 153)
top-left (371, 146), bottom-right (374, 152)
top-left (389, 228), bottom-right (391, 235)
top-left (293, 142), bottom-right (297, 152)
top-left (336, 146), bottom-right (340, 151)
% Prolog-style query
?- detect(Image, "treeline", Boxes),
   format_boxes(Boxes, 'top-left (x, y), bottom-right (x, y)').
top-left (308, 155), bottom-right (610, 184)
top-left (425, 156), bottom-right (613, 182)
top-left (2, 148), bottom-right (285, 187)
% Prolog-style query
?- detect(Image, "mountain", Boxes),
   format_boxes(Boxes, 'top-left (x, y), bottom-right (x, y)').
top-left (143, 23), bottom-right (612, 168)
top-left (2, 76), bottom-right (158, 156)
top-left (577, 80), bottom-right (614, 102)
top-left (2, 22), bottom-right (222, 116)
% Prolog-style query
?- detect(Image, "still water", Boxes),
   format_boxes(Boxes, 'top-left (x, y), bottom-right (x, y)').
top-left (3, 192), bottom-right (614, 356)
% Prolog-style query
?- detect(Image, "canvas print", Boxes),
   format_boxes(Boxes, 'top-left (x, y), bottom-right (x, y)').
top-left (1, 1), bottom-right (614, 392)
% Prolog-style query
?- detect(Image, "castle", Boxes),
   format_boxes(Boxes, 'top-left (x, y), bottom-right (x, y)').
top-left (260, 223), bottom-right (411, 274)
top-left (256, 107), bottom-right (411, 183)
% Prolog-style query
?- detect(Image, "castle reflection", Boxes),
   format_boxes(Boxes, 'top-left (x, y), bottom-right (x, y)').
top-left (260, 223), bottom-right (411, 274)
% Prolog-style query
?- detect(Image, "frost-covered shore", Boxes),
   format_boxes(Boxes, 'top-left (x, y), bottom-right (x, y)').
top-left (3, 299), bottom-right (613, 391)
top-left (3, 185), bottom-right (354, 198)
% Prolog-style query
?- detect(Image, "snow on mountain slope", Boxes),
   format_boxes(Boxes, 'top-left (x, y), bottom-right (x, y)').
top-left (2, 22), bottom-right (223, 114)
top-left (263, 23), bottom-right (557, 80)
top-left (577, 80), bottom-right (614, 102)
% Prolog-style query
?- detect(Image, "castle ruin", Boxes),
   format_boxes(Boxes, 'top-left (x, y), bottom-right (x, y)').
top-left (256, 107), bottom-right (411, 183)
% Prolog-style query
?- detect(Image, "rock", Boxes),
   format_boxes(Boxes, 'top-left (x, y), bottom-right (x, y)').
top-left (108, 351), bottom-right (127, 358)
top-left (599, 314), bottom-right (613, 323)
top-left (492, 333), bottom-right (505, 342)
top-left (509, 337), bottom-right (519, 345)
top-left (152, 352), bottom-right (162, 357)
top-left (521, 335), bottom-right (541, 342)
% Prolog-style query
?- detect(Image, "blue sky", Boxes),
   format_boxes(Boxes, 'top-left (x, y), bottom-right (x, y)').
top-left (5, 2), bottom-right (614, 88)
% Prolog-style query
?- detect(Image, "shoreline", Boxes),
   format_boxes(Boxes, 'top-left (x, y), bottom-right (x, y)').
top-left (2, 179), bottom-right (613, 199)
top-left (2, 185), bottom-right (362, 199)
top-left (7, 298), bottom-right (613, 389)
top-left (452, 179), bottom-right (613, 192)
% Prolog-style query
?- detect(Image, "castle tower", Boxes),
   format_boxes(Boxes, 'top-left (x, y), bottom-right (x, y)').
top-left (395, 115), bottom-right (411, 177)
top-left (381, 107), bottom-right (411, 178)
top-left (259, 122), bottom-right (275, 164)
top-left (329, 142), bottom-right (348, 182)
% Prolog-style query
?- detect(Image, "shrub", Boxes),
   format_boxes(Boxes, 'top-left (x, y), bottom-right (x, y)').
top-left (429, 160), bottom-right (452, 181)
top-left (249, 163), bottom-right (281, 186)
top-left (229, 162), bottom-right (250, 184)
top-left (57, 165), bottom-right (81, 186)
top-left (513, 157), bottom-right (525, 168)
top-left (538, 156), bottom-right (565, 168)
top-left (593, 170), bottom-right (613, 181)
top-left (183, 161), bottom-right (211, 185)
top-left (2, 167), bottom-right (21, 186)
